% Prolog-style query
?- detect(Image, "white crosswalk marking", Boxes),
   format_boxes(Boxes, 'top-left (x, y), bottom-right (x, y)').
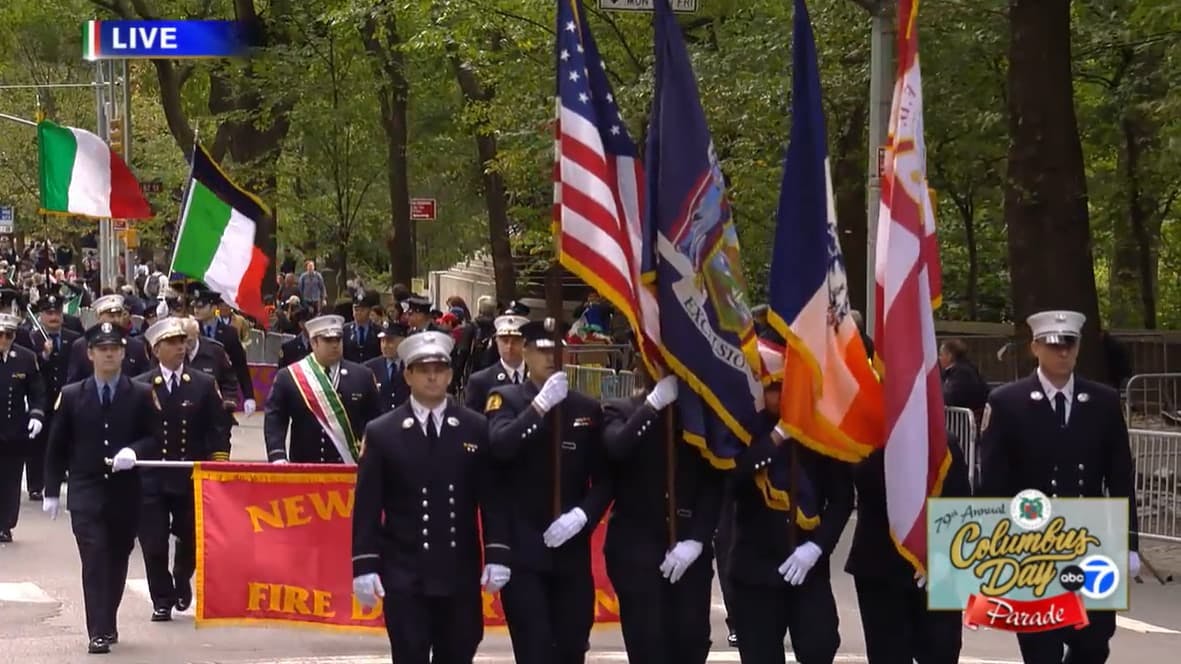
top-left (1116, 615), bottom-right (1181, 635)
top-left (0, 582), bottom-right (56, 603)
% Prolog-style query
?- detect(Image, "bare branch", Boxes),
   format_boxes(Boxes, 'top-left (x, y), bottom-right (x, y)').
top-left (584, 6), bottom-right (645, 77)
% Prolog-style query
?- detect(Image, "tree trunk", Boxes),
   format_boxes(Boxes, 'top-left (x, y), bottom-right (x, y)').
top-left (832, 98), bottom-right (868, 313)
top-left (448, 54), bottom-right (517, 304)
top-left (1121, 114), bottom-right (1159, 329)
top-left (359, 12), bottom-right (414, 288)
top-left (963, 197), bottom-right (980, 320)
top-left (1004, 0), bottom-right (1106, 379)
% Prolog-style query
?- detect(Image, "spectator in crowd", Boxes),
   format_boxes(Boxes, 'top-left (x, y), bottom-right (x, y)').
top-left (277, 273), bottom-right (300, 303)
top-left (297, 260), bottom-right (327, 315)
top-left (938, 338), bottom-right (990, 414)
top-left (574, 291), bottom-right (612, 333)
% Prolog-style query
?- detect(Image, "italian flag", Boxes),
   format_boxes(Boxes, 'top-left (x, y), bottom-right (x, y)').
top-left (38, 120), bottom-right (152, 219)
top-left (171, 145), bottom-right (272, 328)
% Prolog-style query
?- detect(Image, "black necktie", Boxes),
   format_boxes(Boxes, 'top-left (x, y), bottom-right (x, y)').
top-left (206, 326), bottom-right (214, 338)
top-left (426, 415), bottom-right (439, 443)
top-left (170, 374), bottom-right (179, 393)
top-left (101, 383), bottom-right (112, 408)
top-left (513, 371), bottom-right (520, 384)
top-left (1054, 393), bottom-right (1067, 428)
top-left (358, 327), bottom-right (366, 345)
top-left (387, 361), bottom-right (394, 383)
top-left (51, 334), bottom-right (59, 353)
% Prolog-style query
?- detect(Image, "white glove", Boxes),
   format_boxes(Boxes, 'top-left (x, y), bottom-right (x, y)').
top-left (42, 497), bottom-right (61, 520)
top-left (481, 564), bottom-right (512, 593)
top-left (915, 574), bottom-right (927, 589)
top-left (1130, 551), bottom-right (1141, 578)
top-left (27, 419), bottom-right (42, 439)
top-left (243, 399), bottom-right (257, 416)
top-left (645, 375), bottom-right (679, 410)
top-left (659, 539), bottom-right (703, 584)
top-left (352, 573), bottom-right (384, 609)
top-left (777, 541), bottom-right (823, 586)
top-left (543, 507), bottom-right (588, 548)
top-left (156, 298), bottom-right (169, 318)
top-left (111, 447), bottom-right (137, 472)
top-left (271, 458), bottom-right (289, 465)
top-left (532, 371), bottom-right (569, 415)
top-left (772, 424), bottom-right (788, 443)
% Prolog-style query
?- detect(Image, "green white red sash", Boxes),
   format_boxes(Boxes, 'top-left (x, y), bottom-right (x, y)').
top-left (288, 357), bottom-right (358, 464)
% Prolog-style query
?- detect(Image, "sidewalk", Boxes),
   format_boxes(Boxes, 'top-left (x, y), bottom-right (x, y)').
top-left (1139, 540), bottom-right (1181, 582)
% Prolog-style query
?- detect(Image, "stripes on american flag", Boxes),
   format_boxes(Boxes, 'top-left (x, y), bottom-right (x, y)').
top-left (872, 0), bottom-right (950, 575)
top-left (553, 0), bottom-right (661, 362)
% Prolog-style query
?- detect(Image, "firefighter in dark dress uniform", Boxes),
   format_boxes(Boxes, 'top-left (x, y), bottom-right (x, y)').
top-left (67, 294), bottom-right (151, 383)
top-left (602, 364), bottom-right (725, 664)
top-left (847, 436), bottom-right (971, 663)
top-left (363, 321), bottom-right (410, 413)
top-left (344, 290), bottom-right (382, 363)
top-left (405, 296), bottom-right (444, 334)
top-left (0, 313), bottom-right (46, 542)
top-left (278, 308), bottom-right (313, 368)
top-left (135, 318), bottom-right (229, 622)
top-left (978, 310), bottom-right (1139, 664)
top-left (43, 322), bottom-right (160, 654)
top-left (463, 313), bottom-right (527, 411)
top-left (191, 288), bottom-right (256, 416)
top-left (728, 368), bottom-right (854, 664)
top-left (485, 320), bottom-right (612, 664)
top-left (22, 295), bottom-right (79, 502)
top-left (264, 314), bottom-right (381, 463)
top-left (352, 330), bottom-right (512, 664)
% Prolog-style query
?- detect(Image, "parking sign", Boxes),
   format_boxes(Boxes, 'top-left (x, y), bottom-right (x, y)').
top-left (0, 206), bottom-right (13, 234)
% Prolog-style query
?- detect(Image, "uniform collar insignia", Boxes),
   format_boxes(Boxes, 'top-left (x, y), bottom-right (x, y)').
top-left (497, 372), bottom-right (506, 381)
top-left (1077, 392), bottom-right (1089, 402)
top-left (402, 417), bottom-right (415, 429)
top-left (340, 368), bottom-right (348, 376)
top-left (1030, 391), bottom-right (1044, 401)
top-left (446, 416), bottom-right (459, 427)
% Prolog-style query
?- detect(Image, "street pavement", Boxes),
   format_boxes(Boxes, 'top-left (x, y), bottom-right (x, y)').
top-left (2, 418), bottom-right (1180, 663)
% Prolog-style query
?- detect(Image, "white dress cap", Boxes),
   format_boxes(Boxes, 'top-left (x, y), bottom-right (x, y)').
top-left (1026, 310), bottom-right (1086, 345)
top-left (93, 294), bottom-right (127, 314)
top-left (0, 313), bottom-right (20, 331)
top-left (305, 314), bottom-right (346, 339)
top-left (493, 315), bottom-right (528, 337)
top-left (144, 317), bottom-right (187, 347)
top-left (397, 331), bottom-right (455, 367)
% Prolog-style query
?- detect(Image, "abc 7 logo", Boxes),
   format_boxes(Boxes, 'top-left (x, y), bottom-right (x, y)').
top-left (1059, 556), bottom-right (1120, 600)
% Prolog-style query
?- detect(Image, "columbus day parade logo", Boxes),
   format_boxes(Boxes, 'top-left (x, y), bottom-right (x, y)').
top-left (927, 490), bottom-right (1128, 633)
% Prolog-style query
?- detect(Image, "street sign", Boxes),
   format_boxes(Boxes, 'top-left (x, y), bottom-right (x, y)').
top-left (112, 219), bottom-right (128, 231)
top-left (410, 198), bottom-right (437, 221)
top-left (598, 0), bottom-right (699, 12)
top-left (0, 206), bottom-right (12, 234)
top-left (140, 180), bottom-right (164, 194)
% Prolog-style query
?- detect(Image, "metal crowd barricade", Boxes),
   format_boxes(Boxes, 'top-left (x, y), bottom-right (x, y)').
top-left (1129, 428), bottom-right (1181, 543)
top-left (564, 344), bottom-right (633, 371)
top-left (243, 329), bottom-right (267, 363)
top-left (1123, 373), bottom-right (1181, 429)
top-left (944, 406), bottom-right (978, 487)
top-left (565, 364), bottom-right (637, 401)
top-left (263, 332), bottom-right (295, 364)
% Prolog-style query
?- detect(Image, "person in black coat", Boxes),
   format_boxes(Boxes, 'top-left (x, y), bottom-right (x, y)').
top-left (278, 308), bottom-right (313, 368)
top-left (66, 294), bottom-right (150, 383)
top-left (602, 366), bottom-right (725, 664)
top-left (0, 313), bottom-right (47, 542)
top-left (938, 338), bottom-right (989, 414)
top-left (18, 296), bottom-right (79, 501)
top-left (846, 436), bottom-right (971, 664)
top-left (43, 322), bottom-right (161, 654)
top-left (978, 310), bottom-right (1139, 664)
top-left (352, 330), bottom-right (511, 663)
top-left (344, 290), bottom-right (382, 364)
top-left (191, 288), bottom-right (256, 415)
top-left (727, 380), bottom-right (854, 664)
top-left (463, 313), bottom-right (527, 411)
top-left (264, 314), bottom-right (381, 464)
top-left (485, 320), bottom-right (611, 664)
top-left (363, 321), bottom-right (410, 413)
top-left (134, 318), bottom-right (229, 622)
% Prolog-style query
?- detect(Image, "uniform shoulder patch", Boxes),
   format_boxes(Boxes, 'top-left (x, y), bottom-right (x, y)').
top-left (980, 403), bottom-right (992, 433)
top-left (485, 392), bottom-right (503, 413)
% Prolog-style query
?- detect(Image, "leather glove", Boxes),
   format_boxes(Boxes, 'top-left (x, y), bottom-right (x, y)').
top-left (659, 539), bottom-right (703, 584)
top-left (243, 399), bottom-right (257, 416)
top-left (777, 542), bottom-right (823, 586)
top-left (481, 564), bottom-right (512, 593)
top-left (532, 371), bottom-right (569, 415)
top-left (645, 375), bottom-right (679, 410)
top-left (543, 507), bottom-right (588, 548)
top-left (27, 419), bottom-right (42, 439)
top-left (111, 447), bottom-right (137, 472)
top-left (42, 497), bottom-right (61, 520)
top-left (352, 573), bottom-right (384, 609)
top-left (1130, 551), bottom-right (1141, 578)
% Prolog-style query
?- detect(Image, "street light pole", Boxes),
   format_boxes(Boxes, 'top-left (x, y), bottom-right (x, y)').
top-left (864, 1), bottom-right (895, 340)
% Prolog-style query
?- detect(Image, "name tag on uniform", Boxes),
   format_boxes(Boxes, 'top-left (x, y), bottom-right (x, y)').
top-left (561, 440), bottom-right (577, 451)
top-left (349, 393), bottom-right (362, 401)
top-left (11, 372), bottom-right (25, 379)
top-left (463, 442), bottom-right (478, 453)
top-left (677, 508), bottom-right (692, 518)
top-left (573, 417), bottom-right (592, 428)
top-left (181, 400), bottom-right (194, 408)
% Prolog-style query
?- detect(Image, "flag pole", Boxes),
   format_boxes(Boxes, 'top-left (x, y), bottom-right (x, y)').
top-left (170, 126), bottom-right (201, 315)
top-left (665, 405), bottom-right (677, 547)
top-left (787, 437), bottom-right (801, 552)
top-left (0, 112), bottom-right (36, 127)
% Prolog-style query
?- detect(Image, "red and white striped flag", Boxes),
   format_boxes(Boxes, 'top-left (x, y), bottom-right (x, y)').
top-left (872, 0), bottom-right (950, 574)
top-left (553, 0), bottom-right (661, 363)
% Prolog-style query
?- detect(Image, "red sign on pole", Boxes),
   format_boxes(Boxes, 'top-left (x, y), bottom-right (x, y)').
top-left (410, 198), bottom-right (437, 221)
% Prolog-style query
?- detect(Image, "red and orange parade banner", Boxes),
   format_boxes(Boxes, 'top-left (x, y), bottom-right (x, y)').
top-left (193, 463), bottom-right (620, 632)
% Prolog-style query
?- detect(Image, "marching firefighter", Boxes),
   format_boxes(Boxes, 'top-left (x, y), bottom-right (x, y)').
top-left (463, 312), bottom-right (528, 411)
top-left (67, 294), bottom-right (151, 382)
top-left (264, 314), bottom-right (381, 463)
top-left (363, 321), bottom-right (410, 413)
top-left (278, 307), bottom-right (314, 368)
top-left (485, 320), bottom-right (611, 664)
top-left (601, 362), bottom-right (725, 663)
top-left (191, 288), bottom-right (256, 416)
top-left (978, 310), bottom-right (1139, 664)
top-left (135, 318), bottom-right (229, 622)
top-left (352, 330), bottom-right (511, 663)
top-left (344, 290), bottom-right (382, 363)
top-left (44, 322), bottom-right (160, 654)
top-left (0, 312), bottom-right (46, 542)
top-left (19, 295), bottom-right (76, 503)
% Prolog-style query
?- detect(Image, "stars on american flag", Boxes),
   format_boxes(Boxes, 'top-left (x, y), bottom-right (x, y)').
top-left (556, 3), bottom-right (633, 153)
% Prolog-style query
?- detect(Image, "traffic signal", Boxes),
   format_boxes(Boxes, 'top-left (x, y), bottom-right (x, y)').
top-left (108, 117), bottom-right (124, 154)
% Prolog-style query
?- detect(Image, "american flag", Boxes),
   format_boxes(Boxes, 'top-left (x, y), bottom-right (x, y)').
top-left (873, 0), bottom-right (950, 574)
top-left (554, 0), bottom-right (661, 363)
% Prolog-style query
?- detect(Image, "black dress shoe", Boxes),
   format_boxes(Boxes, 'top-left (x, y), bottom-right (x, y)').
top-left (151, 607), bottom-right (172, 622)
top-left (0, 530), bottom-right (12, 543)
top-left (28, 491), bottom-right (42, 501)
top-left (87, 636), bottom-right (110, 654)
top-left (104, 632), bottom-right (118, 645)
top-left (175, 583), bottom-right (192, 612)
top-left (728, 631), bottom-right (738, 648)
